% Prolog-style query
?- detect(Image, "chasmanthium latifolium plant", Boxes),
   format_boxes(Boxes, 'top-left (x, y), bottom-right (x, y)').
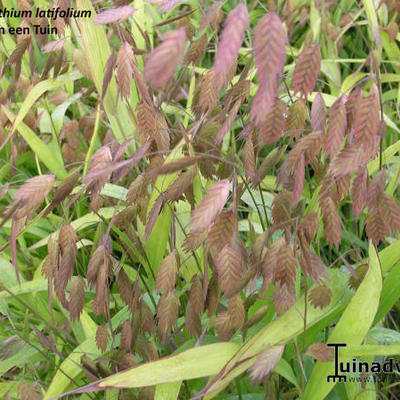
top-left (1, 0), bottom-right (400, 397)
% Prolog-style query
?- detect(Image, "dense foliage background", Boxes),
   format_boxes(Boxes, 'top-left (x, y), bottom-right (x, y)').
top-left (1, 0), bottom-right (400, 399)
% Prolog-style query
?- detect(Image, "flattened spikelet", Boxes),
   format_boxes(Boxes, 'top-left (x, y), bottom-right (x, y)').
top-left (58, 225), bottom-right (77, 256)
top-left (199, 1), bottom-right (223, 31)
top-left (87, 245), bottom-right (106, 286)
top-left (346, 88), bottom-right (362, 132)
top-left (378, 193), bottom-right (400, 235)
top-left (144, 28), bottom-right (186, 89)
top-left (216, 244), bottom-right (243, 298)
top-left (299, 248), bottom-right (328, 283)
top-left (261, 239), bottom-right (284, 291)
top-left (94, 5), bottom-right (136, 25)
top-left (18, 382), bottom-right (40, 400)
top-left (185, 301), bottom-right (201, 337)
top-left (117, 268), bottom-right (134, 308)
top-left (273, 282), bottom-right (295, 315)
top-left (154, 112), bottom-right (170, 153)
top-left (42, 234), bottom-right (58, 279)
top-left (329, 144), bottom-right (363, 178)
top-left (214, 3), bottom-right (249, 73)
top-left (224, 79), bottom-right (251, 106)
top-left (84, 146), bottom-right (112, 195)
top-left (14, 174), bottom-right (54, 217)
top-left (42, 39), bottom-right (66, 53)
top-left (186, 33), bottom-right (208, 64)
top-left (199, 70), bottom-right (218, 113)
top-left (119, 353), bottom-right (136, 370)
top-left (127, 174), bottom-right (146, 205)
top-left (102, 51), bottom-right (116, 100)
top-left (292, 45), bottom-right (321, 97)
top-left (285, 131), bottom-right (322, 170)
top-left (160, 0), bottom-right (181, 13)
top-left (0, 184), bottom-right (8, 202)
top-left (205, 274), bottom-right (219, 316)
top-left (336, 174), bottom-right (351, 200)
top-left (117, 42), bottom-right (135, 99)
top-left (114, 206), bottom-right (136, 230)
top-left (272, 191), bottom-right (292, 225)
top-left (175, 16), bottom-right (195, 41)
top-left (249, 346), bottom-right (284, 383)
top-left (51, 169), bottom-right (80, 209)
top-left (216, 51), bottom-right (238, 88)
top-left (293, 153), bottom-right (305, 204)
top-left (324, 97), bottom-right (347, 158)
top-left (353, 88), bottom-right (380, 149)
top-left (286, 99), bottom-right (307, 139)
top-left (131, 59), bottom-right (152, 105)
top-left (242, 305), bottom-right (269, 333)
top-left (136, 99), bottom-right (157, 144)
top-left (275, 243), bottom-right (297, 287)
top-left (320, 196), bottom-right (342, 248)
top-left (207, 210), bottom-right (237, 252)
top-left (228, 294), bottom-right (245, 329)
top-left (155, 250), bottom-right (178, 294)
top-left (182, 229), bottom-right (208, 252)
top-left (93, 263), bottom-right (109, 317)
top-left (348, 264), bottom-right (368, 290)
top-left (6, 37), bottom-right (30, 80)
top-left (367, 170), bottom-right (386, 209)
top-left (216, 101), bottom-right (241, 144)
top-left (311, 92), bottom-right (326, 132)
top-left (190, 180), bottom-right (230, 232)
top-left (254, 12), bottom-right (287, 81)
top-left (157, 291), bottom-right (179, 343)
top-left (259, 99), bottom-right (287, 145)
top-left (307, 342), bottom-right (333, 362)
top-left (140, 299), bottom-right (155, 334)
top-left (145, 196), bottom-right (164, 239)
top-left (251, 74), bottom-right (280, 124)
top-left (366, 207), bottom-right (388, 244)
top-left (308, 285), bottom-right (332, 309)
top-left (214, 312), bottom-right (234, 341)
top-left (251, 12), bottom-right (286, 123)
top-left (254, 147), bottom-right (285, 186)
top-left (95, 324), bottom-right (109, 352)
top-left (121, 320), bottom-right (133, 351)
top-left (297, 212), bottom-right (319, 243)
top-left (352, 166), bottom-right (368, 217)
top-left (243, 134), bottom-right (256, 180)
top-left (69, 276), bottom-right (85, 321)
top-left (189, 274), bottom-right (204, 314)
top-left (164, 167), bottom-right (196, 202)
top-left (319, 174), bottom-right (340, 204)
top-left (148, 157), bottom-right (202, 178)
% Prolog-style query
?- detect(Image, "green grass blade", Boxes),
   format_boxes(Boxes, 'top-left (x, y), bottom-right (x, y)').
top-left (43, 338), bottom-right (101, 400)
top-left (64, 343), bottom-right (240, 394)
top-left (75, 0), bottom-right (135, 145)
top-left (155, 382), bottom-right (182, 400)
top-left (2, 106), bottom-right (67, 179)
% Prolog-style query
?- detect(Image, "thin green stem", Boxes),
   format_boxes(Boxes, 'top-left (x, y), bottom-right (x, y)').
top-left (183, 66), bottom-right (196, 129)
top-left (240, 174), bottom-right (266, 232)
top-left (83, 103), bottom-right (101, 176)
top-left (258, 184), bottom-right (270, 228)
